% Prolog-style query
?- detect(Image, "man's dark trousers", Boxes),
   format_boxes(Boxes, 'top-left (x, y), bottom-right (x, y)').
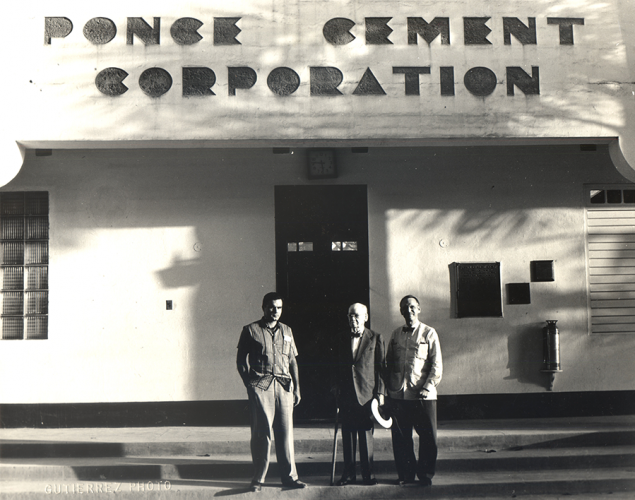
top-left (339, 399), bottom-right (374, 481)
top-left (388, 398), bottom-right (437, 482)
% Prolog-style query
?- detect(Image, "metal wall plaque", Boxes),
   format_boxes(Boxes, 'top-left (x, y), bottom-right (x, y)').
top-left (455, 262), bottom-right (502, 318)
top-left (531, 260), bottom-right (555, 282)
top-left (507, 283), bottom-right (531, 305)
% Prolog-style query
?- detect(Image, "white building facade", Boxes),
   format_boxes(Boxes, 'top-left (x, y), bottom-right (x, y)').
top-left (1, 0), bottom-right (633, 425)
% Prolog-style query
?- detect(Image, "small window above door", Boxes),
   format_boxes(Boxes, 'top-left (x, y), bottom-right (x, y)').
top-left (287, 242), bottom-right (313, 252)
top-left (332, 241), bottom-right (357, 251)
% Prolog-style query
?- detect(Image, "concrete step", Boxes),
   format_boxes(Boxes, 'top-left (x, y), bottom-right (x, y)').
top-left (1, 417), bottom-right (634, 458)
top-left (2, 446), bottom-right (635, 481)
top-left (1, 416), bottom-right (634, 498)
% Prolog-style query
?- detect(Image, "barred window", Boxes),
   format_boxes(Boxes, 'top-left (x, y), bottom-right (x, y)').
top-left (0, 192), bottom-right (49, 339)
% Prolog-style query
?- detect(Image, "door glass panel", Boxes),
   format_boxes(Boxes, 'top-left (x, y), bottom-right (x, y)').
top-left (342, 241), bottom-right (358, 251)
top-left (298, 242), bottom-right (313, 252)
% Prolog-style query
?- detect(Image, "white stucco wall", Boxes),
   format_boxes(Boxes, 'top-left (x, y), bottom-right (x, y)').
top-left (1, 1), bottom-right (635, 405)
top-left (0, 145), bottom-right (633, 404)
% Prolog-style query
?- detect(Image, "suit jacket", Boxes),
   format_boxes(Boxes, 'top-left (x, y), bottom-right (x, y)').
top-left (336, 327), bottom-right (385, 407)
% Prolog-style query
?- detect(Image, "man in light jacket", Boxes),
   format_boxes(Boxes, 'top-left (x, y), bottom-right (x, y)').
top-left (383, 295), bottom-right (443, 487)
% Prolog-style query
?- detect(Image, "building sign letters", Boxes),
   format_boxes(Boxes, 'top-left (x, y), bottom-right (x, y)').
top-left (44, 15), bottom-right (585, 98)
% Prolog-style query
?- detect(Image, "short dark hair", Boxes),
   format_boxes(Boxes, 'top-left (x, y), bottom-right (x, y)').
top-left (399, 295), bottom-right (420, 308)
top-left (262, 292), bottom-right (284, 308)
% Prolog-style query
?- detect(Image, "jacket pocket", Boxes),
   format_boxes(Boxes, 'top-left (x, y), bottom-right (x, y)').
top-left (389, 342), bottom-right (406, 372)
top-left (415, 342), bottom-right (428, 360)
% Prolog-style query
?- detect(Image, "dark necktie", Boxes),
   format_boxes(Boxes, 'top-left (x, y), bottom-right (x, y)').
top-left (351, 330), bottom-right (362, 338)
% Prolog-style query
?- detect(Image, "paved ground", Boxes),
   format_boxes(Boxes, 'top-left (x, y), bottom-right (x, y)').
top-left (2, 414), bottom-right (633, 448)
top-left (1, 415), bottom-right (634, 499)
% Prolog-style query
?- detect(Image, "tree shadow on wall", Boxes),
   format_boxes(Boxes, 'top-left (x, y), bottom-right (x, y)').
top-left (504, 323), bottom-right (549, 389)
top-left (156, 255), bottom-right (203, 292)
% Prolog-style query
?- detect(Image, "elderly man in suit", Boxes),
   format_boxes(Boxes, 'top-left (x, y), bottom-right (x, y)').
top-left (333, 303), bottom-right (384, 486)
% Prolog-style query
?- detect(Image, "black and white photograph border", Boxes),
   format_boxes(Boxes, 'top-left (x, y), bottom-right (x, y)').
top-left (1, 1), bottom-right (634, 499)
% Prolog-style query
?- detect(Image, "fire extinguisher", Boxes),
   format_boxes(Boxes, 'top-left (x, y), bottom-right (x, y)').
top-left (541, 320), bottom-right (562, 390)
top-left (542, 320), bottom-right (561, 371)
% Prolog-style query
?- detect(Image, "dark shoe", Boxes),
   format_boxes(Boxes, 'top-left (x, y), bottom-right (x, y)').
top-left (336, 476), bottom-right (356, 486)
top-left (362, 477), bottom-right (378, 486)
top-left (283, 480), bottom-right (307, 489)
top-left (419, 477), bottom-right (432, 487)
top-left (249, 481), bottom-right (262, 492)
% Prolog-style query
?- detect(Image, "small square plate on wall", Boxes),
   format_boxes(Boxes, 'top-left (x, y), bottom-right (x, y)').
top-left (531, 260), bottom-right (555, 282)
top-left (507, 283), bottom-right (531, 305)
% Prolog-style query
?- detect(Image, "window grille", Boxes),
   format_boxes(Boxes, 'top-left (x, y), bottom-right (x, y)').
top-left (0, 192), bottom-right (48, 339)
top-left (585, 185), bottom-right (635, 334)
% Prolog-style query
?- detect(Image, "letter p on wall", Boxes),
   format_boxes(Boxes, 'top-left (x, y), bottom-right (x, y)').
top-left (44, 17), bottom-right (72, 44)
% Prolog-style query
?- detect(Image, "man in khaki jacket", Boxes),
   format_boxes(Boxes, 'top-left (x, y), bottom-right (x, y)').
top-left (236, 292), bottom-right (307, 492)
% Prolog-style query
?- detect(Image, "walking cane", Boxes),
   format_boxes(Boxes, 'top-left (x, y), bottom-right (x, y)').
top-left (330, 406), bottom-right (339, 486)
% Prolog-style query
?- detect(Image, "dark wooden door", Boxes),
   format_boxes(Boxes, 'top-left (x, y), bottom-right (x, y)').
top-left (275, 185), bottom-right (369, 421)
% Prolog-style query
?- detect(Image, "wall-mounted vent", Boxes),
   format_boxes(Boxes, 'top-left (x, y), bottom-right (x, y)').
top-left (586, 185), bottom-right (635, 334)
